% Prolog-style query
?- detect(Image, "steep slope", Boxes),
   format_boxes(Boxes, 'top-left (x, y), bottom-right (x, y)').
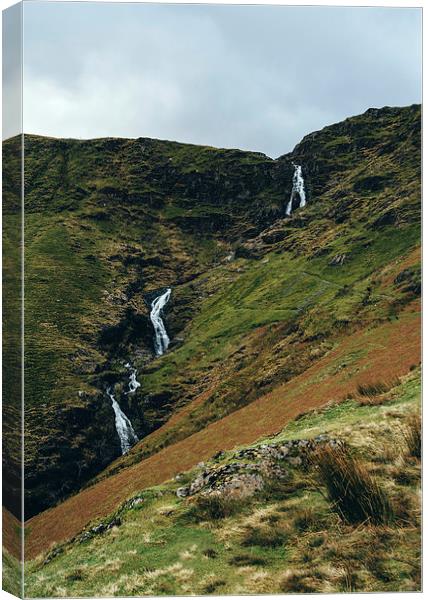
top-left (86, 104), bottom-right (421, 482)
top-left (21, 136), bottom-right (288, 517)
top-left (5, 104), bottom-right (419, 524)
top-left (26, 302), bottom-right (420, 558)
top-left (2, 135), bottom-right (23, 524)
top-left (24, 371), bottom-right (421, 595)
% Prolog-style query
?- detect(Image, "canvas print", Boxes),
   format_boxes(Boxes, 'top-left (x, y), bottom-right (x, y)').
top-left (2, 1), bottom-right (422, 596)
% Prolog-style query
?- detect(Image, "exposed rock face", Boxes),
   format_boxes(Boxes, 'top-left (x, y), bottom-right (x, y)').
top-left (2, 104), bottom-right (420, 518)
top-left (177, 436), bottom-right (343, 499)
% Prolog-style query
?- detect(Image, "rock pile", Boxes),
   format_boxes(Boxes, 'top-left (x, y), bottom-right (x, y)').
top-left (176, 435), bottom-right (343, 499)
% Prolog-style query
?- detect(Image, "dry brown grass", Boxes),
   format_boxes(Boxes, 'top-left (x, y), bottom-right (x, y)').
top-left (356, 378), bottom-right (400, 406)
top-left (25, 310), bottom-right (420, 558)
top-left (313, 445), bottom-right (394, 525)
top-left (279, 569), bottom-right (320, 593)
top-left (402, 413), bottom-right (421, 460)
top-left (337, 561), bottom-right (361, 592)
top-left (241, 523), bottom-right (289, 548)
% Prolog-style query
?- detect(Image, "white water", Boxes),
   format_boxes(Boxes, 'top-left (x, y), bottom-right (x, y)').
top-left (126, 367), bottom-right (141, 394)
top-left (286, 164), bottom-right (306, 216)
top-left (150, 288), bottom-right (172, 356)
top-left (107, 388), bottom-right (138, 454)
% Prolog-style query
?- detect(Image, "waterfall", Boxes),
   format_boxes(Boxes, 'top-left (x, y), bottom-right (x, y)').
top-left (286, 164), bottom-right (306, 216)
top-left (127, 369), bottom-right (141, 394)
top-left (150, 288), bottom-right (172, 356)
top-left (107, 388), bottom-right (138, 454)
top-left (125, 365), bottom-right (141, 394)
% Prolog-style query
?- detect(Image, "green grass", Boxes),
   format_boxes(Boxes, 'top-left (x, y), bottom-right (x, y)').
top-left (6, 105), bottom-right (420, 516)
top-left (139, 224), bottom-right (419, 397)
top-left (2, 549), bottom-right (22, 598)
top-left (262, 372), bottom-right (420, 445)
top-left (24, 372), bottom-right (421, 596)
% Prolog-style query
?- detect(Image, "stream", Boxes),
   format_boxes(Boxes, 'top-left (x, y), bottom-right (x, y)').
top-left (107, 288), bottom-right (172, 453)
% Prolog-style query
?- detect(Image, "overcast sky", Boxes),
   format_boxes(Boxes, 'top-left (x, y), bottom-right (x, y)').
top-left (16, 2), bottom-right (423, 156)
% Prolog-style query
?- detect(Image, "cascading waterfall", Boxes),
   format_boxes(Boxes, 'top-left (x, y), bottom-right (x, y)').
top-left (150, 288), bottom-right (172, 356)
top-left (127, 369), bottom-right (141, 394)
top-left (286, 164), bottom-right (306, 216)
top-left (107, 388), bottom-right (138, 454)
top-left (125, 363), bottom-right (141, 394)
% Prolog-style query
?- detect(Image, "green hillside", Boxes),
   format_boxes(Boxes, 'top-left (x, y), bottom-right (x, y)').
top-left (24, 371), bottom-right (421, 596)
top-left (2, 105), bottom-right (421, 528)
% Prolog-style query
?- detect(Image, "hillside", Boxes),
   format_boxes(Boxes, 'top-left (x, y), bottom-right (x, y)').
top-left (19, 134), bottom-right (282, 516)
top-left (16, 104), bottom-right (420, 520)
top-left (24, 370), bottom-right (421, 595)
top-left (1, 105), bottom-right (421, 593)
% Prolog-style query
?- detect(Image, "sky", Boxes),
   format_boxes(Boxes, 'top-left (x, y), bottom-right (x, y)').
top-left (2, 2), bottom-right (22, 140)
top-left (6, 2), bottom-right (422, 156)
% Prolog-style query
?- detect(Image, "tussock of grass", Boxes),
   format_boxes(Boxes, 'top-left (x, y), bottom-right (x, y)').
top-left (391, 463), bottom-right (420, 487)
top-left (279, 569), bottom-right (319, 593)
top-left (240, 523), bottom-right (288, 548)
top-left (365, 551), bottom-right (393, 583)
top-left (357, 381), bottom-right (391, 396)
top-left (356, 378), bottom-right (400, 405)
top-left (392, 489), bottom-right (420, 527)
top-left (200, 577), bottom-right (226, 594)
top-left (292, 507), bottom-right (320, 532)
top-left (313, 445), bottom-right (394, 525)
top-left (357, 394), bottom-right (391, 407)
top-left (259, 473), bottom-right (307, 501)
top-left (373, 442), bottom-right (398, 465)
top-left (308, 533), bottom-right (326, 548)
top-left (228, 553), bottom-right (268, 567)
top-left (337, 562), bottom-right (360, 592)
top-left (403, 413), bottom-right (421, 459)
top-left (65, 568), bottom-right (85, 582)
top-left (186, 494), bottom-right (247, 522)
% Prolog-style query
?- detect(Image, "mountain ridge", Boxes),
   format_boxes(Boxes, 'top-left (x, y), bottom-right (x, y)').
top-left (23, 102), bottom-right (419, 159)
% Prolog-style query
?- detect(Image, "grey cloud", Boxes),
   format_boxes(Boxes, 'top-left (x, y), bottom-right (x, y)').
top-left (3, 3), bottom-right (22, 140)
top-left (22, 2), bottom-right (421, 157)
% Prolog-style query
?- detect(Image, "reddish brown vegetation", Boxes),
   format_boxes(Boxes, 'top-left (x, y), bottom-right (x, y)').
top-left (25, 306), bottom-right (420, 559)
top-left (3, 508), bottom-right (21, 559)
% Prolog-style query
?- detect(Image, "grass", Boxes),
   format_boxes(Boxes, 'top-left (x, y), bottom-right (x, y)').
top-left (23, 371), bottom-right (421, 596)
top-left (7, 105), bottom-right (420, 521)
top-left (403, 413), bottom-right (421, 460)
top-left (228, 554), bottom-right (268, 567)
top-left (357, 379), bottom-right (399, 398)
top-left (263, 369), bottom-right (420, 446)
top-left (185, 494), bottom-right (248, 522)
top-left (279, 569), bottom-right (319, 594)
top-left (312, 444), bottom-right (394, 525)
top-left (292, 507), bottom-right (320, 532)
top-left (24, 335), bottom-right (420, 560)
top-left (2, 549), bottom-right (22, 598)
top-left (3, 108), bottom-right (421, 578)
top-left (240, 524), bottom-right (289, 548)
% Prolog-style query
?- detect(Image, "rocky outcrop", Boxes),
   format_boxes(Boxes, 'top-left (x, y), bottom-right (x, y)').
top-left (177, 435), bottom-right (343, 499)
